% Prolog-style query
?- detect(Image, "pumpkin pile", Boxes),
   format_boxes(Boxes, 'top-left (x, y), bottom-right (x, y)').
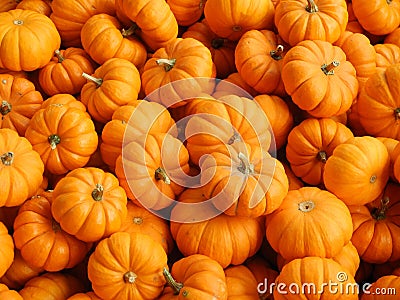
top-left (1, 0), bottom-right (400, 299)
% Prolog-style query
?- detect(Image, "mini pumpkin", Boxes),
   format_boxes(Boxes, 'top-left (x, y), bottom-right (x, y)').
top-left (0, 221), bottom-right (14, 278)
top-left (374, 43), bottom-right (400, 72)
top-left (167, 0), bottom-right (206, 27)
top-left (224, 265), bottom-right (259, 299)
top-left (0, 284), bottom-right (22, 300)
top-left (16, 0), bottom-right (52, 16)
top-left (67, 292), bottom-right (102, 300)
top-left (361, 275), bottom-right (400, 300)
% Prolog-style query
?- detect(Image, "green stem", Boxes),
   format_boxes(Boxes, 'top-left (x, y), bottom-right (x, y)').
top-left (82, 72), bottom-right (103, 86)
top-left (372, 197), bottom-right (390, 221)
top-left (54, 49), bottom-right (64, 62)
top-left (321, 61), bottom-right (340, 75)
top-left (156, 58), bottom-right (176, 72)
top-left (121, 23), bottom-right (139, 37)
top-left (0, 152), bottom-right (14, 166)
top-left (1, 100), bottom-right (12, 115)
top-left (48, 134), bottom-right (61, 150)
top-left (124, 271), bottom-right (137, 283)
top-left (163, 268), bottom-right (183, 295)
top-left (237, 152), bottom-right (254, 175)
top-left (317, 150), bottom-right (327, 163)
top-left (91, 184), bottom-right (104, 201)
top-left (306, 0), bottom-right (319, 12)
top-left (155, 167), bottom-right (171, 184)
top-left (270, 45), bottom-right (284, 60)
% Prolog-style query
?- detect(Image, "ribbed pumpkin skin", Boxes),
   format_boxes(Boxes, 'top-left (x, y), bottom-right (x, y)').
top-left (0, 222), bottom-right (14, 278)
top-left (361, 275), bottom-right (400, 300)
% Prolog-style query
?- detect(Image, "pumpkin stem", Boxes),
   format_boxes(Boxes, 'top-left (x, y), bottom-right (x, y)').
top-left (317, 150), bottom-right (327, 163)
top-left (13, 19), bottom-right (24, 26)
top-left (123, 271), bottom-right (137, 283)
top-left (370, 175), bottom-right (377, 183)
top-left (394, 108), bottom-right (400, 120)
top-left (156, 58), bottom-right (176, 72)
top-left (211, 38), bottom-right (226, 49)
top-left (232, 25), bottom-right (242, 32)
top-left (48, 134), bottom-right (61, 150)
top-left (321, 61), bottom-right (340, 75)
top-left (133, 217), bottom-right (143, 225)
top-left (54, 49), bottom-right (65, 63)
top-left (237, 152), bottom-right (254, 175)
top-left (82, 72), bottom-right (103, 86)
top-left (1, 100), bottom-right (12, 115)
top-left (372, 197), bottom-right (390, 221)
top-left (270, 45), bottom-right (284, 60)
top-left (306, 0), bottom-right (319, 12)
top-left (163, 268), bottom-right (183, 295)
top-left (0, 152), bottom-right (14, 166)
top-left (199, 0), bottom-right (206, 9)
top-left (91, 184), bottom-right (104, 201)
top-left (121, 23), bottom-right (139, 37)
top-left (228, 131), bottom-right (241, 144)
top-left (155, 167), bottom-right (171, 184)
top-left (298, 200), bottom-right (315, 212)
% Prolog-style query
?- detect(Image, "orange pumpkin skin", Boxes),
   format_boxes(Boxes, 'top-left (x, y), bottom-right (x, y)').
top-left (0, 9), bottom-right (61, 71)
top-left (170, 188), bottom-right (265, 268)
top-left (385, 27), bottom-right (400, 47)
top-left (115, 133), bottom-right (189, 210)
top-left (334, 31), bottom-right (377, 89)
top-left (352, 0), bottom-right (400, 35)
top-left (361, 275), bottom-right (400, 300)
top-left (182, 19), bottom-right (237, 79)
top-left (224, 265), bottom-right (259, 299)
top-left (81, 58), bottom-right (141, 123)
top-left (203, 0), bottom-right (275, 41)
top-left (235, 29), bottom-right (287, 97)
top-left (349, 182), bottom-right (400, 264)
top-left (212, 72), bottom-right (259, 98)
top-left (19, 272), bottom-right (85, 300)
top-left (167, 0), bottom-right (206, 27)
top-left (88, 232), bottom-right (168, 300)
top-left (80, 14), bottom-right (147, 67)
top-left (282, 162), bottom-right (304, 191)
top-left (160, 254), bottom-right (227, 299)
top-left (13, 193), bottom-right (92, 272)
top-left (119, 202), bottom-right (174, 255)
top-left (16, 0), bottom-right (52, 16)
top-left (374, 43), bottom-right (400, 72)
top-left (67, 292), bottom-right (102, 300)
top-left (0, 283), bottom-right (22, 300)
top-left (286, 118), bottom-right (354, 186)
top-left (41, 93), bottom-right (88, 112)
top-left (395, 147), bottom-right (400, 182)
top-left (0, 222), bottom-right (14, 278)
top-left (100, 101), bottom-right (175, 170)
top-left (115, 0), bottom-right (178, 51)
top-left (281, 39), bottom-right (358, 118)
top-left (38, 48), bottom-right (96, 96)
top-left (324, 136), bottom-right (390, 206)
top-left (25, 104), bottom-right (98, 175)
top-left (274, 257), bottom-right (358, 300)
top-left (274, 0), bottom-right (348, 46)
top-left (0, 0), bottom-right (19, 12)
top-left (0, 128), bottom-right (44, 207)
top-left (0, 73), bottom-right (43, 136)
top-left (50, 0), bottom-right (116, 47)
top-left (377, 137), bottom-right (399, 181)
top-left (358, 64), bottom-right (400, 140)
top-left (266, 187), bottom-right (353, 261)
top-left (200, 142), bottom-right (289, 218)
top-left (52, 167), bottom-right (127, 243)
top-left (0, 250), bottom-right (43, 290)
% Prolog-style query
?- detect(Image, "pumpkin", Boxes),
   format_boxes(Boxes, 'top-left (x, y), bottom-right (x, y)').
top-left (200, 142), bottom-right (289, 217)
top-left (266, 187), bottom-right (353, 261)
top-left (224, 265), bottom-right (260, 299)
top-left (38, 48), bottom-right (96, 96)
top-left (182, 19), bottom-right (237, 79)
top-left (167, 0), bottom-right (206, 26)
top-left (282, 162), bottom-right (304, 191)
top-left (51, 167), bottom-right (127, 242)
top-left (349, 182), bottom-right (400, 264)
top-left (50, 0), bottom-right (116, 47)
top-left (351, 0), bottom-right (400, 35)
top-left (0, 0), bottom-right (19, 12)
top-left (88, 231), bottom-right (168, 300)
top-left (324, 137), bottom-right (390, 206)
top-left (67, 292), bottom-right (102, 300)
top-left (274, 257), bottom-right (358, 299)
top-left (115, 0), bottom-right (178, 51)
top-left (16, 0), bottom-right (52, 16)
top-left (184, 95), bottom-right (272, 165)
top-left (80, 58), bottom-right (141, 123)
top-left (286, 118), bottom-right (354, 186)
top-left (254, 94), bottom-right (294, 150)
top-left (235, 30), bottom-right (288, 97)
top-left (41, 93), bottom-right (88, 112)
top-left (141, 37), bottom-right (214, 107)
top-left (115, 133), bottom-right (189, 210)
top-left (346, 1), bottom-right (364, 34)
top-left (0, 284), bottom-right (22, 300)
top-left (281, 39), bottom-right (359, 118)
top-left (212, 72), bottom-right (258, 98)
top-left (347, 100), bottom-right (368, 137)
top-left (13, 192), bottom-right (92, 272)
top-left (357, 64), bottom-right (400, 140)
top-left (395, 147), bottom-right (400, 182)
top-left (0, 128), bottom-right (44, 207)
top-left (119, 202), bottom-right (174, 255)
top-left (203, 0), bottom-right (275, 41)
top-left (170, 187), bottom-right (265, 268)
top-left (0, 68), bottom-right (28, 79)
top-left (374, 43), bottom-right (400, 72)
top-left (274, 0), bottom-right (348, 46)
top-left (0, 73), bottom-right (43, 136)
top-left (0, 250), bottom-right (43, 290)
top-left (0, 9), bottom-right (61, 71)
top-left (361, 275), bottom-right (400, 299)
top-left (19, 272), bottom-right (85, 300)
top-left (160, 254), bottom-right (227, 299)
top-left (25, 103), bottom-right (98, 175)
top-left (377, 137), bottom-right (400, 181)
top-left (100, 101), bottom-right (176, 170)
top-left (0, 222), bottom-right (13, 278)
top-left (80, 14), bottom-right (147, 67)
top-left (385, 27), bottom-right (400, 47)
top-left (333, 31), bottom-right (377, 88)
